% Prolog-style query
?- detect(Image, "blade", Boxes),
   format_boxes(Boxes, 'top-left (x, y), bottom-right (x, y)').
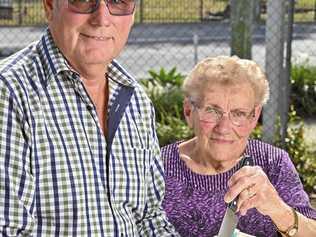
top-left (217, 155), bottom-right (253, 237)
top-left (217, 207), bottom-right (238, 237)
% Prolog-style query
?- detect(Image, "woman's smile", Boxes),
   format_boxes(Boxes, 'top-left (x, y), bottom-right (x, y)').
top-left (210, 137), bottom-right (234, 144)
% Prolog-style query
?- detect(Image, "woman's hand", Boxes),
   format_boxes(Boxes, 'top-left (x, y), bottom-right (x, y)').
top-left (224, 166), bottom-right (284, 217)
top-left (224, 166), bottom-right (316, 237)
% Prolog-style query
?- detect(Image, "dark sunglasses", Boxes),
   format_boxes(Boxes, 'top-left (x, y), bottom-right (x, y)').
top-left (68, 0), bottom-right (136, 16)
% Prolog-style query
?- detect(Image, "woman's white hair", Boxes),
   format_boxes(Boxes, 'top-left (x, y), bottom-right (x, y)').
top-left (182, 55), bottom-right (270, 106)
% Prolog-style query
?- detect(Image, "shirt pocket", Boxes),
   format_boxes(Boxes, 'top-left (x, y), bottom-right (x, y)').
top-left (110, 146), bottom-right (152, 213)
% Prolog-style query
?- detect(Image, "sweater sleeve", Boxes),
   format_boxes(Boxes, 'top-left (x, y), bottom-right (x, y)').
top-left (271, 150), bottom-right (316, 220)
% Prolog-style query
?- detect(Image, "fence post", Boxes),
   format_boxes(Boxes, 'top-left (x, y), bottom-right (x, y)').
top-left (230, 0), bottom-right (255, 59)
top-left (314, 0), bottom-right (316, 21)
top-left (193, 34), bottom-right (199, 65)
top-left (18, 0), bottom-right (23, 25)
top-left (200, 0), bottom-right (204, 22)
top-left (252, 0), bottom-right (261, 23)
top-left (280, 0), bottom-right (295, 145)
top-left (139, 0), bottom-right (144, 23)
top-left (263, 0), bottom-right (286, 143)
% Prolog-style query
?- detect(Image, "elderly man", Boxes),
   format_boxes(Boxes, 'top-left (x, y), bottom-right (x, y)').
top-left (0, 0), bottom-right (177, 236)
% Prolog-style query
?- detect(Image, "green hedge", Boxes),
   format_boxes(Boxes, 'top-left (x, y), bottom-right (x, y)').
top-left (291, 64), bottom-right (316, 118)
top-left (140, 68), bottom-right (192, 145)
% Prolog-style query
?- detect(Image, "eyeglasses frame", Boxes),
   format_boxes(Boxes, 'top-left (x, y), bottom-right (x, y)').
top-left (68, 0), bottom-right (136, 16)
top-left (189, 99), bottom-right (256, 127)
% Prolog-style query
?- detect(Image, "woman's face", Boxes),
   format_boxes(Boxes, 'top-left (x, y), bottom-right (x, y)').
top-left (185, 82), bottom-right (261, 162)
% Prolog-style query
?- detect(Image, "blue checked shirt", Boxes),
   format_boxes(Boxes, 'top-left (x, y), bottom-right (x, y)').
top-left (0, 29), bottom-right (178, 236)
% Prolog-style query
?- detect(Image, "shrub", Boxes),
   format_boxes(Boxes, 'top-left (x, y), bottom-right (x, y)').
top-left (291, 64), bottom-right (316, 117)
top-left (276, 108), bottom-right (316, 194)
top-left (252, 107), bottom-right (316, 193)
top-left (140, 67), bottom-right (193, 146)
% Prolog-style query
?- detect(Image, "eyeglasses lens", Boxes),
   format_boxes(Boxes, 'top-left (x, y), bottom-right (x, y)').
top-left (68, 0), bottom-right (135, 16)
top-left (68, 0), bottom-right (97, 13)
top-left (200, 108), bottom-right (254, 127)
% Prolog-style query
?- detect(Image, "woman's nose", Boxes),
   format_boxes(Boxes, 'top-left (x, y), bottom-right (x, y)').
top-left (214, 114), bottom-right (232, 133)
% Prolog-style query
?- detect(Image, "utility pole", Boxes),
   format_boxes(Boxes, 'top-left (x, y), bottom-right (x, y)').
top-left (263, 0), bottom-right (286, 143)
top-left (230, 0), bottom-right (255, 59)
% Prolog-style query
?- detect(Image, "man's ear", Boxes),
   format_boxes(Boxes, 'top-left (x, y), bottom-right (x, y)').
top-left (183, 98), bottom-right (194, 128)
top-left (43, 0), bottom-right (54, 21)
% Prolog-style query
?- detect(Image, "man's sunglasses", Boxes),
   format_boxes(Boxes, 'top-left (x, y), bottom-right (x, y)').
top-left (68, 0), bottom-right (136, 16)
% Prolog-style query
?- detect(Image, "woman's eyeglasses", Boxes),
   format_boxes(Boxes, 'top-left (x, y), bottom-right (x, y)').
top-left (190, 100), bottom-right (256, 127)
top-left (68, 0), bottom-right (136, 16)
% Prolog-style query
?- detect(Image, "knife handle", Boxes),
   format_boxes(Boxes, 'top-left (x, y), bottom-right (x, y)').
top-left (239, 155), bottom-right (253, 167)
top-left (228, 155), bottom-right (254, 212)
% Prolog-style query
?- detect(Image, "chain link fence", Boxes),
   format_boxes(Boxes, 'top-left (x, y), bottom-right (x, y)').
top-left (0, 0), bottom-right (315, 143)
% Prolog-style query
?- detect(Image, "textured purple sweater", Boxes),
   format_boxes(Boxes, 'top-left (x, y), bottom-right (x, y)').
top-left (162, 139), bottom-right (316, 237)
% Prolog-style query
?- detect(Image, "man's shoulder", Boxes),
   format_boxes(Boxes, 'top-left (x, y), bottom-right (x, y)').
top-left (0, 40), bottom-right (51, 108)
top-left (133, 80), bottom-right (152, 104)
top-left (109, 60), bottom-right (152, 107)
top-left (0, 42), bottom-right (39, 85)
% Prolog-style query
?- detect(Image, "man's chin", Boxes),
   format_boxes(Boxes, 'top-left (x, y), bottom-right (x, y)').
top-left (80, 48), bottom-right (114, 64)
top-left (82, 56), bottom-right (113, 67)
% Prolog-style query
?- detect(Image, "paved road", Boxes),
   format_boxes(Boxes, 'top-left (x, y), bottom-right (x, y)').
top-left (1, 22), bottom-right (316, 78)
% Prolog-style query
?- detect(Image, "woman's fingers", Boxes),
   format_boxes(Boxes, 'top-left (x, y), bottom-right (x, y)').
top-left (227, 166), bottom-right (254, 187)
top-left (225, 166), bottom-right (271, 213)
top-left (225, 165), bottom-right (283, 216)
top-left (239, 192), bottom-right (260, 215)
top-left (224, 166), bottom-right (261, 203)
top-left (236, 184), bottom-right (258, 214)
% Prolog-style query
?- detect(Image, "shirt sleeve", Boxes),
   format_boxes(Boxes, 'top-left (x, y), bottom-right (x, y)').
top-left (272, 150), bottom-right (316, 220)
top-left (136, 105), bottom-right (179, 236)
top-left (0, 80), bottom-right (36, 236)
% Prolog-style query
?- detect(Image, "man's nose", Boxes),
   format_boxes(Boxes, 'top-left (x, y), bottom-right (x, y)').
top-left (91, 0), bottom-right (112, 24)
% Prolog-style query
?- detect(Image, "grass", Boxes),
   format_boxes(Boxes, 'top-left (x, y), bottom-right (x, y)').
top-left (2, 0), bottom-right (315, 25)
top-left (135, 0), bottom-right (226, 23)
top-left (294, 11), bottom-right (316, 22)
top-left (298, 0), bottom-right (315, 7)
top-left (293, 0), bottom-right (316, 22)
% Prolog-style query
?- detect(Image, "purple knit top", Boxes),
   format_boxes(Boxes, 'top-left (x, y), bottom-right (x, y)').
top-left (162, 139), bottom-right (316, 237)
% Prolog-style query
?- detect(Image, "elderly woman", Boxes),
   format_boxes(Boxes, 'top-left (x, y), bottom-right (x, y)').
top-left (162, 56), bottom-right (316, 237)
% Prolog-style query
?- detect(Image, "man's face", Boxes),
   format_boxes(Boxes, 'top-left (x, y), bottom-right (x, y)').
top-left (44, 0), bottom-right (134, 71)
